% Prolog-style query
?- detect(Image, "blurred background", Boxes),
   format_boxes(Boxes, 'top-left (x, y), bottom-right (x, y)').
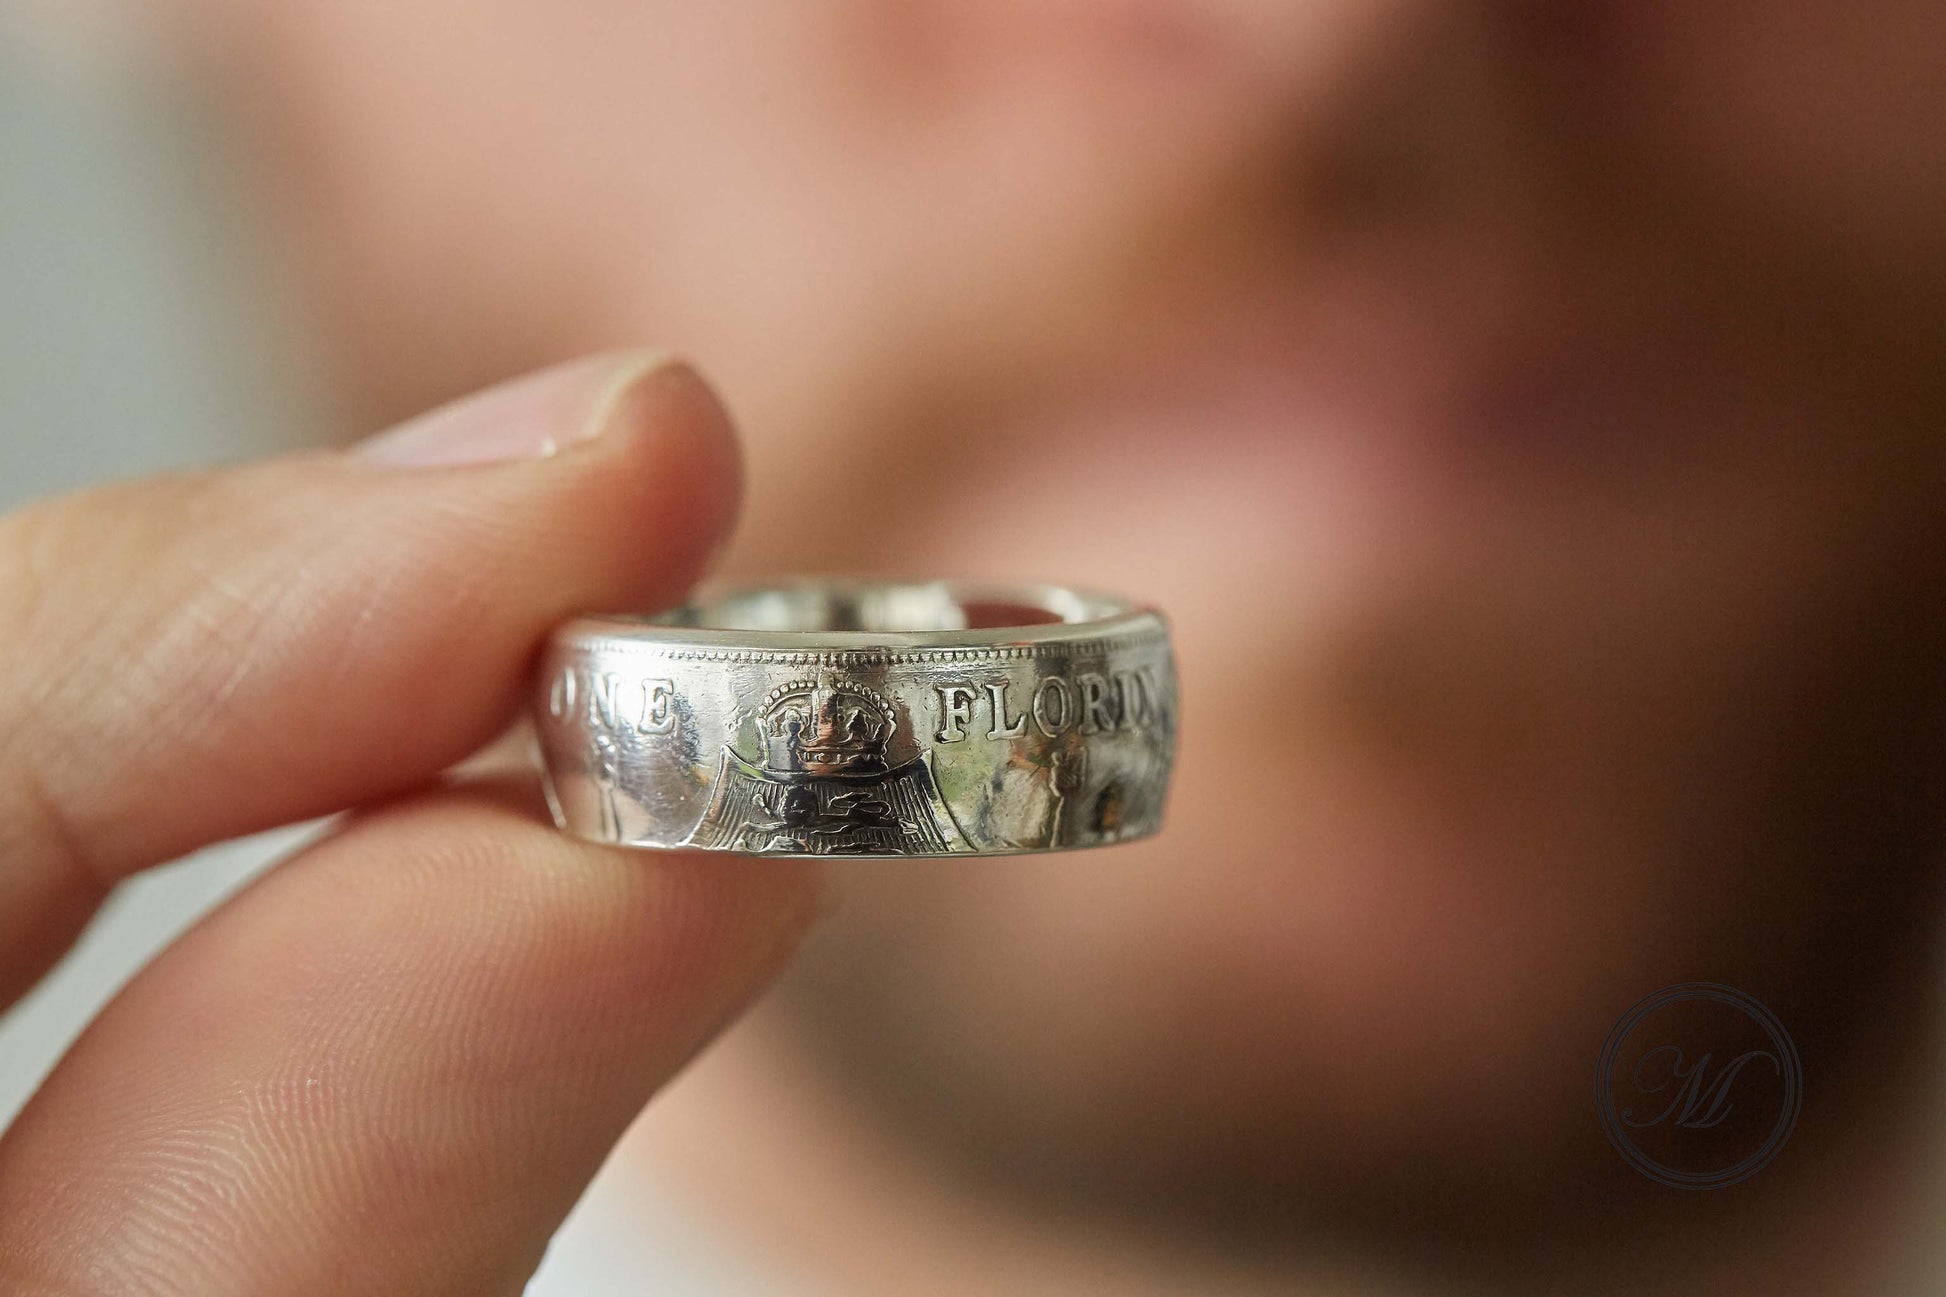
top-left (4, 3), bottom-right (1945, 1293)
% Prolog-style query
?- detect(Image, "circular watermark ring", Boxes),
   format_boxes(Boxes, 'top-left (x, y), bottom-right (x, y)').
top-left (1596, 982), bottom-right (1801, 1190)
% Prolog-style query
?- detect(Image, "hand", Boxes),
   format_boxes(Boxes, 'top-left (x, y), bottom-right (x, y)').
top-left (0, 354), bottom-right (821, 1294)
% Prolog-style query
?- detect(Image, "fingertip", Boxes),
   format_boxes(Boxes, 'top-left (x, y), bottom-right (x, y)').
top-left (567, 355), bottom-right (746, 607)
top-left (0, 351), bottom-right (752, 914)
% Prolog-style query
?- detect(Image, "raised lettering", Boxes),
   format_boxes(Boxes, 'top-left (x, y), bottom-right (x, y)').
top-left (555, 667), bottom-right (678, 736)
top-left (1077, 672), bottom-right (1115, 734)
top-left (935, 683), bottom-right (978, 742)
top-left (639, 678), bottom-right (675, 734)
top-left (986, 681), bottom-right (1029, 739)
top-left (589, 671), bottom-right (627, 731)
top-left (1115, 668), bottom-right (1154, 727)
top-left (1032, 676), bottom-right (1073, 737)
top-left (548, 665), bottom-right (577, 720)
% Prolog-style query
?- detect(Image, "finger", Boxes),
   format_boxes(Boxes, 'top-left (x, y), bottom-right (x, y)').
top-left (0, 353), bottom-right (740, 1004)
top-left (0, 779), bottom-right (820, 1297)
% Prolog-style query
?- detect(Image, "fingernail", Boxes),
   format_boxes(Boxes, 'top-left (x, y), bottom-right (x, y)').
top-left (354, 350), bottom-right (677, 468)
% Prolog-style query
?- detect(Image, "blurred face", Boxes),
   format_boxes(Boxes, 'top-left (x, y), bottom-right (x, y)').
top-left (172, 0), bottom-right (1946, 1231)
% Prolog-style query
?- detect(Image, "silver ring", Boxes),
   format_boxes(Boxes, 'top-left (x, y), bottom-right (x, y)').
top-left (534, 579), bottom-right (1177, 856)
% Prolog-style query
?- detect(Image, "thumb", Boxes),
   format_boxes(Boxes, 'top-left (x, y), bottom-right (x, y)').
top-left (0, 351), bottom-right (739, 1004)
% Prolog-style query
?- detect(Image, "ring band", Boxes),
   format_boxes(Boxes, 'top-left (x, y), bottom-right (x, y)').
top-left (534, 579), bottom-right (1177, 856)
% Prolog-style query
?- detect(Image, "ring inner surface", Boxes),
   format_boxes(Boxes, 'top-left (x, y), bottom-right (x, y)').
top-left (666, 582), bottom-right (1115, 633)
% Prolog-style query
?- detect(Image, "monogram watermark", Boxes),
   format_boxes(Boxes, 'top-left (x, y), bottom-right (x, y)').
top-left (1596, 983), bottom-right (1801, 1189)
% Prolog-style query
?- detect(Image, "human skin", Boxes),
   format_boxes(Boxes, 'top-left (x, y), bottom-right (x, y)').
top-left (19, 0), bottom-right (1946, 1291)
top-left (0, 358), bottom-right (833, 1293)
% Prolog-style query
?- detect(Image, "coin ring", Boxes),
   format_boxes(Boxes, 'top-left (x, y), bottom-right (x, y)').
top-left (534, 579), bottom-right (1177, 857)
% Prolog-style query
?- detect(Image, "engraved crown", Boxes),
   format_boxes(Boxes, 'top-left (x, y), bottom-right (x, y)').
top-left (758, 680), bottom-right (893, 775)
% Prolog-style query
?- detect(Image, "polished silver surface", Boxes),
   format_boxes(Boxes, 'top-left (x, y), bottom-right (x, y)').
top-left (535, 579), bottom-right (1177, 856)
